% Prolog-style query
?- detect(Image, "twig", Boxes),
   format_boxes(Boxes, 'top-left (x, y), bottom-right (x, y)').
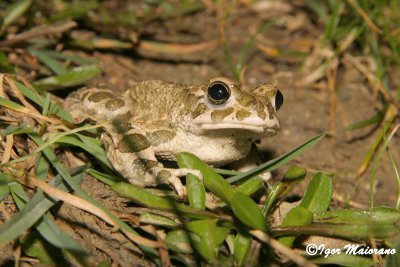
top-left (142, 224), bottom-right (170, 267)
top-left (332, 192), bottom-right (368, 209)
top-left (0, 74), bottom-right (6, 98)
top-left (25, 176), bottom-right (117, 227)
top-left (1, 74), bottom-right (61, 124)
top-left (250, 230), bottom-right (317, 267)
top-left (343, 54), bottom-right (392, 103)
top-left (0, 20), bottom-right (77, 47)
top-left (345, 0), bottom-right (382, 34)
top-left (327, 59), bottom-right (338, 139)
top-left (21, 175), bottom-right (164, 249)
top-left (1, 134), bottom-right (14, 164)
top-left (5, 75), bottom-right (40, 112)
top-left (115, 212), bottom-right (171, 266)
top-left (14, 244), bottom-right (21, 267)
top-left (357, 104), bottom-right (398, 177)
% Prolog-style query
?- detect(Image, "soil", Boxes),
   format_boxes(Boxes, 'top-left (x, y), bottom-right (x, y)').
top-left (1, 1), bottom-right (399, 266)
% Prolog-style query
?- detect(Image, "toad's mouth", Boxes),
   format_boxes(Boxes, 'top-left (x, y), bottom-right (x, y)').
top-left (197, 122), bottom-right (280, 135)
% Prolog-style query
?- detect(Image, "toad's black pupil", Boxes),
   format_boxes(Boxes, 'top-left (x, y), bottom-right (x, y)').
top-left (275, 90), bottom-right (283, 111)
top-left (208, 82), bottom-right (230, 104)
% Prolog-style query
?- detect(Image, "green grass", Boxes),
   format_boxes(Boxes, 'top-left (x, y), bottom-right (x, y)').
top-left (1, 1), bottom-right (400, 266)
top-left (1, 74), bottom-right (399, 266)
top-left (306, 0), bottom-right (400, 183)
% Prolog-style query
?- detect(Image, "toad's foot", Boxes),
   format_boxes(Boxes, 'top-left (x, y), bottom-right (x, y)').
top-left (127, 166), bottom-right (203, 198)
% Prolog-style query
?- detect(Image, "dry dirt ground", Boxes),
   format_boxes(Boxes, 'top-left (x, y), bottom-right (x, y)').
top-left (1, 1), bottom-right (399, 266)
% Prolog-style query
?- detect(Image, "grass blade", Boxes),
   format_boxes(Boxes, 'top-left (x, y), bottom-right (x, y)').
top-left (234, 232), bottom-right (252, 267)
top-left (0, 52), bottom-right (16, 73)
top-left (29, 49), bottom-right (68, 75)
top-left (0, 181), bottom-right (62, 245)
top-left (370, 122), bottom-right (400, 207)
top-left (112, 182), bottom-right (216, 219)
top-left (346, 108), bottom-right (385, 131)
top-left (1, 0), bottom-right (32, 32)
top-left (177, 152), bottom-right (236, 204)
top-left (278, 206), bottom-right (313, 247)
top-left (299, 172), bottom-right (332, 214)
top-left (33, 65), bottom-right (101, 90)
top-left (227, 132), bottom-right (326, 183)
top-left (57, 134), bottom-right (113, 169)
top-left (39, 50), bottom-right (97, 65)
top-left (27, 133), bottom-right (159, 255)
top-left (231, 191), bottom-right (268, 232)
top-left (185, 219), bottom-right (230, 260)
top-left (14, 81), bottom-right (73, 122)
top-left (0, 123), bottom-right (105, 168)
top-left (186, 174), bottom-right (205, 210)
top-left (314, 207), bottom-right (400, 225)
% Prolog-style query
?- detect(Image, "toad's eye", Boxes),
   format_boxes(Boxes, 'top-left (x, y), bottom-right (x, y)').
top-left (207, 81), bottom-right (231, 105)
top-left (275, 90), bottom-right (283, 111)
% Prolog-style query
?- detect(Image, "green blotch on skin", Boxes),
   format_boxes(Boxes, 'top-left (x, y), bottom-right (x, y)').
top-left (253, 84), bottom-right (278, 119)
top-left (157, 170), bottom-right (172, 181)
top-left (112, 112), bottom-right (133, 133)
top-left (185, 93), bottom-right (199, 108)
top-left (119, 133), bottom-right (150, 153)
top-left (236, 92), bottom-right (255, 107)
top-left (132, 158), bottom-right (159, 172)
top-left (105, 98), bottom-right (125, 111)
top-left (147, 130), bottom-right (176, 146)
top-left (114, 121), bottom-right (132, 133)
top-left (236, 109), bottom-right (252, 121)
top-left (88, 91), bottom-right (114, 102)
top-left (211, 107), bottom-right (234, 122)
top-left (191, 103), bottom-right (207, 119)
top-left (253, 84), bottom-right (276, 98)
top-left (256, 101), bottom-right (267, 120)
top-left (266, 102), bottom-right (276, 119)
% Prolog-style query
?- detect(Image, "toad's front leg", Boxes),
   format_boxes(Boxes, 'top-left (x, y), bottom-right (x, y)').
top-left (102, 124), bottom-right (201, 198)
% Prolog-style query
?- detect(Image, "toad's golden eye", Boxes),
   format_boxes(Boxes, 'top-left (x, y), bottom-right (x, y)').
top-left (207, 81), bottom-right (231, 105)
